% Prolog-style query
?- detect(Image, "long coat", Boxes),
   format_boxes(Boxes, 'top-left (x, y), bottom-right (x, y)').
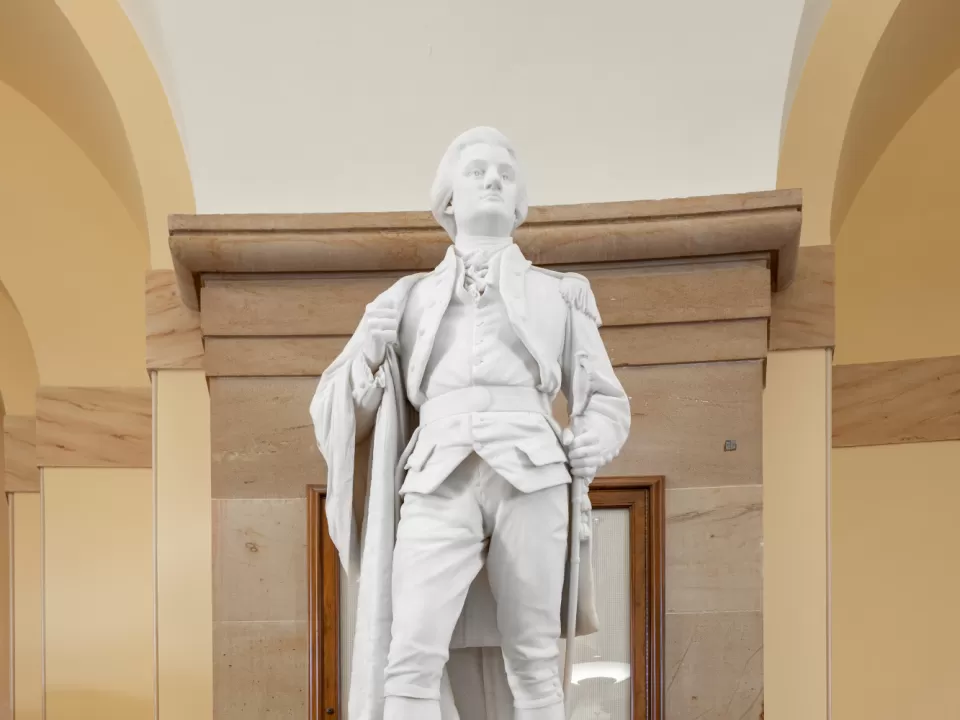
top-left (309, 243), bottom-right (631, 719)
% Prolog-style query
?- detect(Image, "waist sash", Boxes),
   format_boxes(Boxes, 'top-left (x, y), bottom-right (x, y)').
top-left (419, 385), bottom-right (551, 426)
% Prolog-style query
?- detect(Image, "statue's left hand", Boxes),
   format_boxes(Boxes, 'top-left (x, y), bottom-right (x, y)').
top-left (562, 427), bottom-right (613, 480)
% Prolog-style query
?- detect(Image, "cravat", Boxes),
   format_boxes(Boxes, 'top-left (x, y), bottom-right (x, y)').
top-left (461, 250), bottom-right (494, 296)
top-left (453, 235), bottom-right (513, 298)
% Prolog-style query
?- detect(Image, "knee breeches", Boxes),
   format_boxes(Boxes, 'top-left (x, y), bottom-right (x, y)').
top-left (383, 454), bottom-right (568, 711)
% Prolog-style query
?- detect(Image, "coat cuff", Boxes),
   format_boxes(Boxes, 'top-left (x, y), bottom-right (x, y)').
top-left (350, 354), bottom-right (386, 403)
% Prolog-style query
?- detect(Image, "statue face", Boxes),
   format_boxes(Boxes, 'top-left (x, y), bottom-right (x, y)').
top-left (450, 142), bottom-right (519, 238)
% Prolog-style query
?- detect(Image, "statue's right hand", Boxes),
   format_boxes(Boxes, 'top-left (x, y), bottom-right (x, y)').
top-left (360, 303), bottom-right (400, 371)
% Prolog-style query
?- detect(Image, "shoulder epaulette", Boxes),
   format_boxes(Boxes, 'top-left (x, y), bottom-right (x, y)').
top-left (559, 273), bottom-right (602, 327)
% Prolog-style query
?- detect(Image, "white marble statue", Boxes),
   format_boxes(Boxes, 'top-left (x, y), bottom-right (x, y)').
top-left (310, 127), bottom-right (631, 720)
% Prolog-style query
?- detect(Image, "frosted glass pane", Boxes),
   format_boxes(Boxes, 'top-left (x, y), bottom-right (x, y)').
top-left (338, 508), bottom-right (632, 717)
top-left (562, 508), bottom-right (632, 718)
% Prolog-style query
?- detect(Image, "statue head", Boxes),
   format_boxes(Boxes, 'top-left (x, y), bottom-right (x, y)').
top-left (430, 126), bottom-right (529, 240)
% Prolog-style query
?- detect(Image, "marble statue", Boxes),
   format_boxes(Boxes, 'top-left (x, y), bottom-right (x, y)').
top-left (310, 127), bottom-right (631, 720)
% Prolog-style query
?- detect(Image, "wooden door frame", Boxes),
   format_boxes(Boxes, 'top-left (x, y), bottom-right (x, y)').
top-left (590, 475), bottom-right (665, 720)
top-left (307, 485), bottom-right (340, 719)
top-left (307, 476), bottom-right (665, 719)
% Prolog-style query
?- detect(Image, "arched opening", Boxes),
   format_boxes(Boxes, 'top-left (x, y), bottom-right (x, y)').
top-left (0, 282), bottom-right (38, 416)
top-left (0, 0), bottom-right (194, 384)
top-left (0, 78), bottom-right (148, 386)
top-left (830, 0), bottom-right (960, 239)
top-left (780, 2), bottom-right (960, 718)
top-left (0, 3), bottom-right (194, 717)
top-left (0, 0), bottom-right (147, 242)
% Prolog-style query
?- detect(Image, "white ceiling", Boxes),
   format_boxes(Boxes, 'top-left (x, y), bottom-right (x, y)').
top-left (118, 0), bottom-right (823, 214)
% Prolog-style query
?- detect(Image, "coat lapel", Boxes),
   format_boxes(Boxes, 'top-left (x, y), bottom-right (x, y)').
top-left (499, 245), bottom-right (554, 392)
top-left (406, 246), bottom-right (458, 399)
top-left (407, 243), bottom-right (555, 399)
top-left (498, 244), bottom-right (529, 321)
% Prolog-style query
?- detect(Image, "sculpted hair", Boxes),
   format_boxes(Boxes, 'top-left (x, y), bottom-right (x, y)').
top-left (430, 126), bottom-right (529, 240)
